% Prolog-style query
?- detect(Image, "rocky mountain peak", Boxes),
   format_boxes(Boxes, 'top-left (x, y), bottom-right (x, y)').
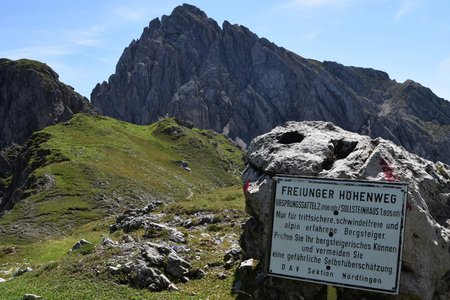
top-left (170, 3), bottom-right (210, 21)
top-left (0, 58), bottom-right (96, 150)
top-left (159, 4), bottom-right (220, 42)
top-left (91, 4), bottom-right (450, 164)
top-left (0, 58), bottom-right (59, 80)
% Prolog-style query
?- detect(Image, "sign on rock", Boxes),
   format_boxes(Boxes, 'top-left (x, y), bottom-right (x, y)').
top-left (267, 176), bottom-right (408, 295)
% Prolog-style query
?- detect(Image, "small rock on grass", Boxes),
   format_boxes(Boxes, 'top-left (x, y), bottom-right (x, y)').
top-left (71, 239), bottom-right (91, 251)
top-left (23, 294), bottom-right (42, 300)
top-left (14, 267), bottom-right (33, 277)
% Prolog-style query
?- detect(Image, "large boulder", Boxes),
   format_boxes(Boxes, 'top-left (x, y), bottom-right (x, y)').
top-left (240, 121), bottom-right (450, 300)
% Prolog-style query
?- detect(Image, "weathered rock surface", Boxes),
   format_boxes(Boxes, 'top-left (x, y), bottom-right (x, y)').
top-left (0, 131), bottom-right (68, 216)
top-left (223, 244), bottom-right (243, 269)
top-left (0, 145), bottom-right (22, 200)
top-left (109, 201), bottom-right (164, 233)
top-left (97, 201), bottom-right (243, 293)
top-left (70, 239), bottom-right (91, 252)
top-left (13, 267), bottom-right (33, 277)
top-left (240, 121), bottom-right (450, 300)
top-left (0, 58), bottom-right (96, 150)
top-left (102, 202), bottom-right (208, 292)
top-left (91, 4), bottom-right (450, 164)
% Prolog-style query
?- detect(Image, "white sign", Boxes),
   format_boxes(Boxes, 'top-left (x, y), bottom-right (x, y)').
top-left (267, 176), bottom-right (408, 294)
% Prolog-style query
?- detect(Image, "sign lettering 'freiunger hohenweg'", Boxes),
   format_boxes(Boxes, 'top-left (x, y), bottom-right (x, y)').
top-left (267, 176), bottom-right (408, 294)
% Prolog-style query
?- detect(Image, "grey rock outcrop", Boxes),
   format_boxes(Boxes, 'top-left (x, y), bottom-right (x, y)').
top-left (100, 236), bottom-right (118, 248)
top-left (166, 252), bottom-right (191, 279)
top-left (240, 121), bottom-right (450, 300)
top-left (121, 259), bottom-right (177, 291)
top-left (70, 239), bottom-right (91, 251)
top-left (13, 267), bottom-right (33, 277)
top-left (144, 222), bottom-right (186, 243)
top-left (0, 145), bottom-right (22, 200)
top-left (0, 132), bottom-right (68, 215)
top-left (109, 201), bottom-right (164, 233)
top-left (91, 4), bottom-right (450, 164)
top-left (101, 202), bottom-right (208, 292)
top-left (0, 58), bottom-right (96, 150)
top-left (223, 244), bottom-right (243, 269)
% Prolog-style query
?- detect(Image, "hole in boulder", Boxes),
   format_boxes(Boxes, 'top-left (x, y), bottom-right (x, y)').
top-left (332, 139), bottom-right (358, 160)
top-left (321, 139), bottom-right (358, 171)
top-left (401, 263), bottom-right (414, 273)
top-left (322, 158), bottom-right (334, 170)
top-left (277, 131), bottom-right (305, 145)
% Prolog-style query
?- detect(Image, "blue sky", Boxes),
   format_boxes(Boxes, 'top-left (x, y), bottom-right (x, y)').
top-left (1, 0), bottom-right (449, 101)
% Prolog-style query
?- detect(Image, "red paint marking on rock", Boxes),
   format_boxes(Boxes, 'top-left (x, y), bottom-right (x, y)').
top-left (379, 157), bottom-right (399, 182)
top-left (406, 200), bottom-right (412, 211)
top-left (243, 180), bottom-right (251, 193)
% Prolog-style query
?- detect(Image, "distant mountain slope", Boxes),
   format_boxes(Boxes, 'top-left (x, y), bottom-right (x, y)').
top-left (0, 58), bottom-right (96, 149)
top-left (91, 4), bottom-right (450, 163)
top-left (0, 114), bottom-right (242, 243)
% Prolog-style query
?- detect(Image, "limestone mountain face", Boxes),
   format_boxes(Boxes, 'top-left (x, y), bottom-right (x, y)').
top-left (91, 4), bottom-right (450, 163)
top-left (0, 58), bottom-right (96, 150)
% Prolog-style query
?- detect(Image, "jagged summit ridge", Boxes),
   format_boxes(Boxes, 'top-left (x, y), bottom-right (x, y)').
top-left (91, 4), bottom-right (450, 163)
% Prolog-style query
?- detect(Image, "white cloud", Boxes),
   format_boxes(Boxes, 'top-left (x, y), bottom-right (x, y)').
top-left (286, 0), bottom-right (382, 8)
top-left (278, 0), bottom-right (386, 16)
top-left (0, 45), bottom-right (74, 60)
top-left (72, 39), bottom-right (103, 47)
top-left (76, 24), bottom-right (106, 37)
top-left (114, 5), bottom-right (148, 22)
top-left (68, 24), bottom-right (106, 47)
top-left (394, 0), bottom-right (422, 20)
top-left (0, 24), bottom-right (107, 61)
top-left (290, 0), bottom-right (342, 6)
top-left (305, 30), bottom-right (322, 39)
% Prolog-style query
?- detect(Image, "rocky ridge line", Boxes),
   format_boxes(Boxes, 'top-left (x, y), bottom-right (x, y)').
top-left (91, 4), bottom-right (450, 164)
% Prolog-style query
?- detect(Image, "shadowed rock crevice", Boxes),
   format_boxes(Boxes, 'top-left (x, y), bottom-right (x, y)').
top-left (0, 132), bottom-right (69, 215)
top-left (277, 131), bottom-right (305, 145)
top-left (332, 139), bottom-right (358, 160)
top-left (321, 157), bottom-right (334, 170)
top-left (322, 139), bottom-right (358, 170)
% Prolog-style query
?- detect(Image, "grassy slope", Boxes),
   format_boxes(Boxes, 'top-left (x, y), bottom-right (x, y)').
top-left (0, 114), bottom-right (242, 243)
top-left (0, 189), bottom-right (247, 299)
top-left (0, 114), bottom-right (246, 299)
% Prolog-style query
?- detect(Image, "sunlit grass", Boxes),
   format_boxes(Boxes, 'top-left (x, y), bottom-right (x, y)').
top-left (0, 114), bottom-right (246, 299)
